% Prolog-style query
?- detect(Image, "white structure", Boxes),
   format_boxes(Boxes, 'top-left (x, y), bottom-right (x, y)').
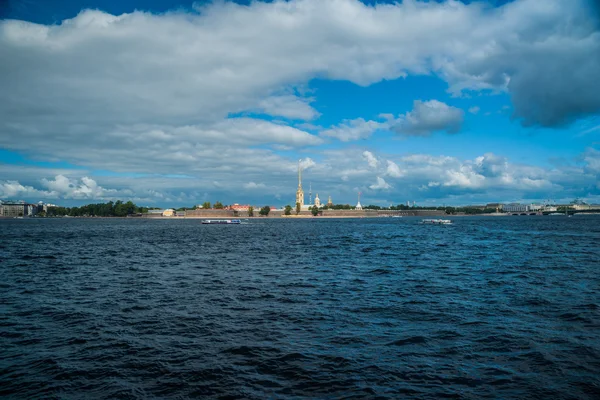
top-left (355, 192), bottom-right (363, 210)
top-left (314, 193), bottom-right (321, 208)
top-left (504, 203), bottom-right (529, 212)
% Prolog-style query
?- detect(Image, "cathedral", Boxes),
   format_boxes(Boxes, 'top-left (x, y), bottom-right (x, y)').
top-left (295, 160), bottom-right (331, 211)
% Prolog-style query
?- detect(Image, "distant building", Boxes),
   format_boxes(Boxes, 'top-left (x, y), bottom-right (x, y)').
top-left (355, 192), bottom-right (363, 210)
top-left (486, 203), bottom-right (504, 210)
top-left (230, 203), bottom-right (251, 212)
top-left (314, 193), bottom-right (321, 208)
top-left (1, 202), bottom-right (27, 217)
top-left (327, 195), bottom-right (333, 207)
top-left (504, 203), bottom-right (529, 212)
top-left (162, 209), bottom-right (175, 217)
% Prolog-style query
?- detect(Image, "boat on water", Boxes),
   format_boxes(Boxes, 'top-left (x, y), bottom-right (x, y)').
top-left (202, 219), bottom-right (241, 224)
top-left (421, 219), bottom-right (452, 225)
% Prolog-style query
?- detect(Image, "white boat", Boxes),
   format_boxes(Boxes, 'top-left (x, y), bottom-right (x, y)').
top-left (202, 219), bottom-right (241, 224)
top-left (421, 219), bottom-right (452, 225)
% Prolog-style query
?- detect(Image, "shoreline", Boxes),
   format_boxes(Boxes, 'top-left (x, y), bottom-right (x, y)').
top-left (5, 212), bottom-right (600, 220)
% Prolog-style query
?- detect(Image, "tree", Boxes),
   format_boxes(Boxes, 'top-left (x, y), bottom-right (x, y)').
top-left (296, 202), bottom-right (301, 215)
top-left (311, 205), bottom-right (319, 216)
top-left (259, 206), bottom-right (271, 216)
top-left (202, 201), bottom-right (211, 209)
top-left (214, 201), bottom-right (224, 209)
top-left (248, 206), bottom-right (254, 217)
top-left (284, 205), bottom-right (292, 215)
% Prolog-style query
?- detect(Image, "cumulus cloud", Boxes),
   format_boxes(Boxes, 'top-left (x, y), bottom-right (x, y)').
top-left (0, 175), bottom-right (132, 201)
top-left (2, 148), bottom-right (600, 205)
top-left (299, 157), bottom-right (316, 170)
top-left (386, 160), bottom-right (404, 178)
top-left (362, 151), bottom-right (379, 168)
top-left (0, 181), bottom-right (54, 199)
top-left (321, 118), bottom-right (384, 142)
top-left (1, 0), bottom-right (600, 206)
top-left (370, 177), bottom-right (391, 190)
top-left (392, 100), bottom-right (464, 136)
top-left (474, 153), bottom-right (509, 178)
top-left (0, 0), bottom-right (595, 177)
top-left (40, 175), bottom-right (124, 199)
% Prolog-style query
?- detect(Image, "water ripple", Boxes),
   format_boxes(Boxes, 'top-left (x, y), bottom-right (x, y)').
top-left (1, 217), bottom-right (600, 399)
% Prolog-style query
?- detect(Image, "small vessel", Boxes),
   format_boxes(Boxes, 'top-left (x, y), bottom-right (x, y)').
top-left (421, 219), bottom-right (452, 225)
top-left (202, 219), bottom-right (241, 224)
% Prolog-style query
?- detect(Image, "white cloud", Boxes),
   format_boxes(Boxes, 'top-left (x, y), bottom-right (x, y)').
top-left (299, 157), bottom-right (316, 170)
top-left (468, 106), bottom-right (480, 114)
top-left (0, 175), bottom-right (134, 201)
top-left (362, 151), bottom-right (379, 168)
top-left (1, 0), bottom-right (599, 206)
top-left (2, 148), bottom-right (600, 206)
top-left (0, 181), bottom-right (54, 199)
top-left (393, 100), bottom-right (464, 136)
top-left (257, 95), bottom-right (319, 120)
top-left (386, 160), bottom-right (404, 178)
top-left (40, 175), bottom-right (124, 199)
top-left (370, 177), bottom-right (391, 190)
top-left (0, 0), bottom-right (597, 179)
top-left (321, 118), bottom-right (384, 142)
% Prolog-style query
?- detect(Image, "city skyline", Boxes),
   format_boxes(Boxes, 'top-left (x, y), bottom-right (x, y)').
top-left (1, 0), bottom-right (599, 207)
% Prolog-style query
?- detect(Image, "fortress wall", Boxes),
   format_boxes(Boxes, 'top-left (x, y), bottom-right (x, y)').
top-left (184, 209), bottom-right (236, 218)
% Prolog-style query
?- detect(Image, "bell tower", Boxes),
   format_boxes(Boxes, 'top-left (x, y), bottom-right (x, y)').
top-left (295, 160), bottom-right (304, 206)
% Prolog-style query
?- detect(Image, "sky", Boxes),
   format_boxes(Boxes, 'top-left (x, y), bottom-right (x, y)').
top-left (1, 0), bottom-right (599, 207)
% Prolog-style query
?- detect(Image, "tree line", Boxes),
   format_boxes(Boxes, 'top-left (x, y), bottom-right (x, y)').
top-left (44, 201), bottom-right (151, 217)
top-left (40, 200), bottom-right (501, 218)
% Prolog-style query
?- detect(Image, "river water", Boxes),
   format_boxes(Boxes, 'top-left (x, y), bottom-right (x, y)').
top-left (1, 217), bottom-right (599, 399)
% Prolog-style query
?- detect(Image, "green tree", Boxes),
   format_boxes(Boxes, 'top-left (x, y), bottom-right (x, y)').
top-left (248, 206), bottom-right (254, 217)
top-left (296, 202), bottom-right (301, 215)
top-left (214, 201), bottom-right (224, 209)
top-left (311, 205), bottom-right (319, 216)
top-left (284, 205), bottom-right (292, 215)
top-left (202, 201), bottom-right (211, 209)
top-left (259, 206), bottom-right (271, 216)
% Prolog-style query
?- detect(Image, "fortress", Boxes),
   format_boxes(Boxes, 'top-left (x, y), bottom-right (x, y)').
top-left (295, 160), bottom-right (333, 211)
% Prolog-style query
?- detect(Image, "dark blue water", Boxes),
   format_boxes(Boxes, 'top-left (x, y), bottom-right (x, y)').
top-left (1, 217), bottom-right (599, 399)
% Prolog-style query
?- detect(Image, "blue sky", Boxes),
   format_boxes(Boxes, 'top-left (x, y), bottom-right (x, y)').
top-left (1, 0), bottom-right (599, 207)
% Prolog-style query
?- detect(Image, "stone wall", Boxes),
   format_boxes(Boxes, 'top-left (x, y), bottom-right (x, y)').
top-left (377, 209), bottom-right (449, 217)
top-left (184, 209), bottom-right (236, 218)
